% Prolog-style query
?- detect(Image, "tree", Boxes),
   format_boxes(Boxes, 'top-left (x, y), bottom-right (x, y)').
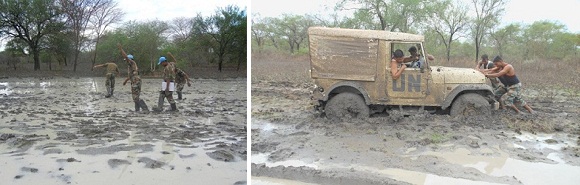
top-left (197, 5), bottom-right (246, 72)
top-left (0, 0), bottom-right (64, 70)
top-left (336, 0), bottom-right (431, 32)
top-left (471, 0), bottom-right (506, 62)
top-left (490, 23), bottom-right (521, 57)
top-left (59, 0), bottom-right (111, 72)
top-left (276, 14), bottom-right (313, 54)
top-left (89, 0), bottom-right (124, 69)
top-left (251, 14), bottom-right (267, 52)
top-left (429, 0), bottom-right (469, 62)
top-left (169, 17), bottom-right (194, 43)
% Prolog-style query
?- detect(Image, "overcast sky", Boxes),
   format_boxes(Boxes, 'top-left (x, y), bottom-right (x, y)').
top-left (252, 0), bottom-right (580, 33)
top-left (118, 0), bottom-right (247, 22)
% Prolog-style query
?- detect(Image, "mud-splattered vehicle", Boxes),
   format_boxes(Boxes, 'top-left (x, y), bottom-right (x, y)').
top-left (308, 27), bottom-right (497, 119)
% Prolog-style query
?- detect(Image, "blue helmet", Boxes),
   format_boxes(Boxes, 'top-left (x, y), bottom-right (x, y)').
top-left (127, 54), bottom-right (134, 60)
top-left (158, 56), bottom-right (167, 65)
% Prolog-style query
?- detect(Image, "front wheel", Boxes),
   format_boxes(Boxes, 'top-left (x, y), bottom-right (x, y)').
top-left (450, 93), bottom-right (490, 117)
top-left (325, 92), bottom-right (370, 120)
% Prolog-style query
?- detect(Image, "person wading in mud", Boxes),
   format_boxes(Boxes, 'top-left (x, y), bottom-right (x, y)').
top-left (93, 61), bottom-right (120, 98)
top-left (476, 54), bottom-right (501, 90)
top-left (167, 52), bottom-right (192, 100)
top-left (154, 56), bottom-right (178, 112)
top-left (117, 44), bottom-right (149, 112)
top-left (484, 56), bottom-right (534, 114)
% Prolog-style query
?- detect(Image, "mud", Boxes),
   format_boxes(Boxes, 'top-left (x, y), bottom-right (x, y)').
top-left (0, 77), bottom-right (247, 185)
top-left (251, 58), bottom-right (580, 185)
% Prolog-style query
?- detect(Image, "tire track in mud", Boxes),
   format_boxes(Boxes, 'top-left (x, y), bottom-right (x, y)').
top-left (251, 80), bottom-right (580, 184)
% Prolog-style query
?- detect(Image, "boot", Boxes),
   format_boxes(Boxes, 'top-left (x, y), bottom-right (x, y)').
top-left (105, 87), bottom-right (111, 98)
top-left (153, 92), bottom-right (164, 112)
top-left (177, 91), bottom-right (182, 100)
top-left (170, 103), bottom-right (178, 111)
top-left (139, 99), bottom-right (149, 112)
top-left (111, 88), bottom-right (114, 97)
top-left (134, 102), bottom-right (140, 111)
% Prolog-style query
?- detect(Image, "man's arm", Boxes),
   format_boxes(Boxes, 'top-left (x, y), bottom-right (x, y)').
top-left (93, 64), bottom-right (105, 69)
top-left (402, 55), bottom-right (418, 63)
top-left (390, 60), bottom-right (406, 80)
top-left (117, 43), bottom-right (129, 61)
top-left (481, 66), bottom-right (499, 73)
top-left (475, 61), bottom-right (483, 69)
top-left (167, 52), bottom-right (178, 63)
top-left (486, 65), bottom-right (511, 78)
top-left (123, 77), bottom-right (130, 85)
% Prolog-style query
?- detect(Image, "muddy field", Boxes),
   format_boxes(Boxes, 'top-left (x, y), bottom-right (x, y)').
top-left (250, 55), bottom-right (580, 185)
top-left (0, 77), bottom-right (247, 185)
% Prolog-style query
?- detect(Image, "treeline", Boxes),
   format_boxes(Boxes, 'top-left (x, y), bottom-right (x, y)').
top-left (0, 0), bottom-right (246, 73)
top-left (252, 0), bottom-right (580, 63)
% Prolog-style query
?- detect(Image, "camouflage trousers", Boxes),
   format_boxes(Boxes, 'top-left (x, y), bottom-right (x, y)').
top-left (105, 73), bottom-right (115, 91)
top-left (494, 83), bottom-right (527, 107)
top-left (131, 76), bottom-right (141, 102)
top-left (159, 91), bottom-right (175, 104)
top-left (176, 82), bottom-right (185, 93)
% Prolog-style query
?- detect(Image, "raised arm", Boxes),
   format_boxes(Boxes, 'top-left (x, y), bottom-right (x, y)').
top-left (117, 43), bottom-right (129, 61)
top-left (167, 52), bottom-right (178, 63)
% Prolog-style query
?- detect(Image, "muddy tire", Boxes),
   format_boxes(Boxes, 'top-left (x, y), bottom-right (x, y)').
top-left (325, 92), bottom-right (370, 119)
top-left (450, 93), bottom-right (490, 117)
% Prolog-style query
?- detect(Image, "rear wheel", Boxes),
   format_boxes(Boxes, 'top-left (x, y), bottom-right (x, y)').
top-left (325, 92), bottom-right (370, 120)
top-left (450, 93), bottom-right (490, 117)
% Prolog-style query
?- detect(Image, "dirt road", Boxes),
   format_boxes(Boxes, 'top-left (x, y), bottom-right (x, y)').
top-left (0, 77), bottom-right (247, 185)
top-left (250, 57), bottom-right (580, 185)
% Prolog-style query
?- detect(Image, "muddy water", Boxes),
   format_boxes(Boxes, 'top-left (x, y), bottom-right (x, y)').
top-left (251, 120), bottom-right (580, 185)
top-left (0, 77), bottom-right (247, 185)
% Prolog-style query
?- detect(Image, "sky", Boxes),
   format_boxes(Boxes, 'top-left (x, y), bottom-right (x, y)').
top-left (118, 0), bottom-right (247, 22)
top-left (251, 0), bottom-right (580, 33)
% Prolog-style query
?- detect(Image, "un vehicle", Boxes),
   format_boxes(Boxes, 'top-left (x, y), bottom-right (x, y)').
top-left (308, 27), bottom-right (496, 119)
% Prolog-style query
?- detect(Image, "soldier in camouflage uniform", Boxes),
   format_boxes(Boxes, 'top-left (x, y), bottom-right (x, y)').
top-left (167, 52), bottom-right (192, 100)
top-left (117, 44), bottom-right (149, 112)
top-left (484, 56), bottom-right (534, 114)
top-left (154, 56), bottom-right (178, 111)
top-left (93, 61), bottom-right (120, 98)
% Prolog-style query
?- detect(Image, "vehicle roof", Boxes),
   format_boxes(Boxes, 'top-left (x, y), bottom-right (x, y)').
top-left (308, 27), bottom-right (424, 42)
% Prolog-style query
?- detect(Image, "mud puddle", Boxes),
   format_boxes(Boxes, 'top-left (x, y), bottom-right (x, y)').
top-left (1, 77), bottom-right (247, 185)
top-left (251, 120), bottom-right (580, 185)
top-left (1, 140), bottom-right (246, 185)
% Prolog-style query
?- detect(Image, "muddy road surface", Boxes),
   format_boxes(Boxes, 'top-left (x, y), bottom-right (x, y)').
top-left (251, 57), bottom-right (580, 185)
top-left (0, 77), bottom-right (247, 185)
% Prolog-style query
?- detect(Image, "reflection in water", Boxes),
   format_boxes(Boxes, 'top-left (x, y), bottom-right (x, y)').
top-left (1, 140), bottom-right (246, 185)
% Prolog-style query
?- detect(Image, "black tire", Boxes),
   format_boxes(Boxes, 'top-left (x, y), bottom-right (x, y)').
top-left (325, 92), bottom-right (370, 119)
top-left (450, 93), bottom-right (490, 117)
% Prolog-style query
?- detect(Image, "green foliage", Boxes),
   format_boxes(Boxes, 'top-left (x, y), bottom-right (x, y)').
top-left (253, 0), bottom-right (579, 64)
top-left (0, 0), bottom-right (64, 70)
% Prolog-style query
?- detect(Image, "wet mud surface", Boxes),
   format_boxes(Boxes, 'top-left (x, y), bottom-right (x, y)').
top-left (0, 77), bottom-right (247, 185)
top-left (251, 79), bottom-right (580, 185)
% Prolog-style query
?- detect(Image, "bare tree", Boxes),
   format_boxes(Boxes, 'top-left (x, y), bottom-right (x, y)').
top-left (89, 0), bottom-right (124, 69)
top-left (59, 0), bottom-right (109, 72)
top-left (471, 0), bottom-right (506, 62)
top-left (169, 17), bottom-right (194, 42)
top-left (430, 0), bottom-right (469, 62)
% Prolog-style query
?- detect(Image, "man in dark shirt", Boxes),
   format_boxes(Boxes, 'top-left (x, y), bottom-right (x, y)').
top-left (484, 56), bottom-right (534, 114)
